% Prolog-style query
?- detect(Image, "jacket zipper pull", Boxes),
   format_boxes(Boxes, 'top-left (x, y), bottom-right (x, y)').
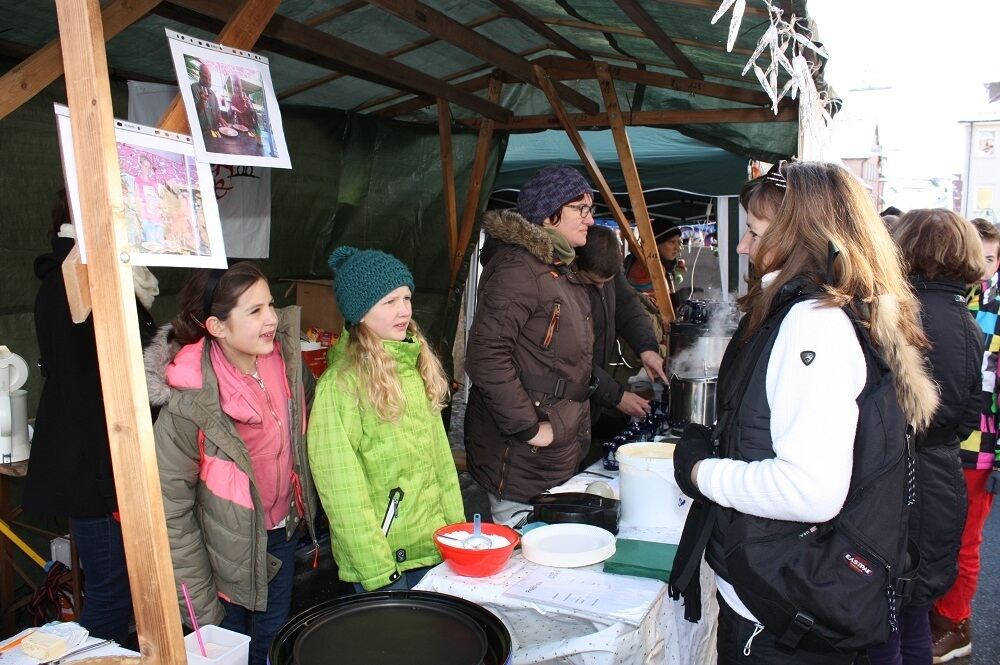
top-left (380, 487), bottom-right (405, 536)
top-left (743, 622), bottom-right (764, 656)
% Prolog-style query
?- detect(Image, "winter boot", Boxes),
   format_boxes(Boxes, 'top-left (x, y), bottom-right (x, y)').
top-left (932, 617), bottom-right (971, 663)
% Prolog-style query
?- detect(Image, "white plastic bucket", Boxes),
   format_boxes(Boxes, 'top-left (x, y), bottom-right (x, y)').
top-left (616, 442), bottom-right (690, 532)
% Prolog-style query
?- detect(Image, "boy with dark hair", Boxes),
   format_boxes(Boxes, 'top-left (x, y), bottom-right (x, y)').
top-left (932, 217), bottom-right (1000, 663)
top-left (575, 226), bottom-right (666, 422)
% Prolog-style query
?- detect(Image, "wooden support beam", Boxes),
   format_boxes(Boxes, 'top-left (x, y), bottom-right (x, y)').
top-left (536, 16), bottom-right (758, 58)
top-left (162, 0), bottom-right (513, 122)
top-left (363, 0), bottom-right (599, 115)
top-left (461, 103), bottom-right (797, 130)
top-left (53, 2), bottom-right (186, 665)
top-left (438, 99), bottom-right (458, 260)
top-left (303, 0), bottom-right (365, 27)
top-left (484, 0), bottom-right (591, 61)
top-left (450, 77), bottom-right (503, 287)
top-left (613, 0), bottom-right (702, 80)
top-left (62, 246), bottom-right (92, 324)
top-left (278, 10), bottom-right (503, 101)
top-left (0, 0), bottom-right (160, 123)
top-left (530, 64), bottom-right (646, 267)
top-left (651, 0), bottom-right (768, 17)
top-left (157, 0), bottom-right (281, 133)
top-left (596, 62), bottom-right (675, 326)
top-left (533, 55), bottom-right (770, 106)
top-left (368, 44), bottom-right (548, 117)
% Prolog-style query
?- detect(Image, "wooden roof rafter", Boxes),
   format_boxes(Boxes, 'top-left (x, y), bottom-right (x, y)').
top-left (534, 55), bottom-right (769, 106)
top-left (365, 44), bottom-right (549, 117)
top-left (302, 0), bottom-right (366, 28)
top-left (157, 0), bottom-right (513, 121)
top-left (361, 0), bottom-right (599, 115)
top-left (535, 15), bottom-right (759, 58)
top-left (613, 0), bottom-right (702, 79)
top-left (483, 0), bottom-right (591, 61)
top-left (650, 0), bottom-right (769, 17)
top-left (459, 101), bottom-right (798, 131)
top-left (278, 9), bottom-right (505, 101)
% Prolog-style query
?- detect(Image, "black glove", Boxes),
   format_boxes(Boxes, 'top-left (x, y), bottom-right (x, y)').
top-left (987, 470), bottom-right (1000, 495)
top-left (673, 423), bottom-right (715, 503)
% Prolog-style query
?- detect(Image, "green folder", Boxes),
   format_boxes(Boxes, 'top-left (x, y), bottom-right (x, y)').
top-left (603, 538), bottom-right (678, 582)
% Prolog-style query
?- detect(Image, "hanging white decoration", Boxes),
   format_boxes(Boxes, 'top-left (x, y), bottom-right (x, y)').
top-left (711, 0), bottom-right (833, 123)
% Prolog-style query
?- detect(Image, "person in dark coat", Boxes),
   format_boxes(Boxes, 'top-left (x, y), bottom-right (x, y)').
top-left (22, 192), bottom-right (158, 644)
top-left (574, 225), bottom-right (667, 422)
top-left (465, 166), bottom-right (595, 524)
top-left (865, 209), bottom-right (986, 665)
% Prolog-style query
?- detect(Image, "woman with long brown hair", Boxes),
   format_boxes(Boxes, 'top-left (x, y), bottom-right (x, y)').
top-left (669, 162), bottom-right (939, 663)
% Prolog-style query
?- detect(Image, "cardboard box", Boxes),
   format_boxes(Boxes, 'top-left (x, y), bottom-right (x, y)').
top-left (283, 279), bottom-right (344, 335)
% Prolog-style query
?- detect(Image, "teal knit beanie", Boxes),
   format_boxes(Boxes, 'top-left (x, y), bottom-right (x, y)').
top-left (328, 246), bottom-right (416, 326)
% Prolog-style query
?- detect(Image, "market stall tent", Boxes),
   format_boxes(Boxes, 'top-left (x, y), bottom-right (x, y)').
top-left (0, 1), bottom-right (831, 661)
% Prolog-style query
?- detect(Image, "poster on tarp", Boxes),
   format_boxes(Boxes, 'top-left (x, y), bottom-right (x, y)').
top-left (54, 104), bottom-right (228, 268)
top-left (128, 80), bottom-right (272, 258)
top-left (166, 29), bottom-right (291, 169)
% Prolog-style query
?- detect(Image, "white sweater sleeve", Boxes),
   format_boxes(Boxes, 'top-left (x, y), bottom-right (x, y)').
top-left (695, 301), bottom-right (867, 523)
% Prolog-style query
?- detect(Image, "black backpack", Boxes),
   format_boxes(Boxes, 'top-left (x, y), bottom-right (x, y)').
top-left (670, 290), bottom-right (917, 653)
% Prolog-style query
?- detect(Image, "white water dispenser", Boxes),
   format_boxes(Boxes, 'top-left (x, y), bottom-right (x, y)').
top-left (0, 345), bottom-right (30, 464)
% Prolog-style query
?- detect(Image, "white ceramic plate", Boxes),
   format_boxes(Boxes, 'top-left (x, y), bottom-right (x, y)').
top-left (520, 523), bottom-right (616, 568)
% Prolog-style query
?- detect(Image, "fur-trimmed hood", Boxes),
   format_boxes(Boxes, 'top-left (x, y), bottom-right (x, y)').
top-left (145, 324), bottom-right (183, 408)
top-left (480, 208), bottom-right (554, 266)
top-left (870, 293), bottom-right (939, 431)
top-left (144, 306), bottom-right (302, 408)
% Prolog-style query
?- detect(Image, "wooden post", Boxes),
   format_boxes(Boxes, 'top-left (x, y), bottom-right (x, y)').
top-left (157, 0), bottom-right (282, 133)
top-left (595, 62), bottom-right (675, 326)
top-left (530, 65), bottom-right (647, 267)
top-left (53, 2), bottom-right (186, 664)
top-left (61, 245), bottom-right (92, 323)
top-left (437, 99), bottom-right (458, 259)
top-left (450, 76), bottom-right (503, 287)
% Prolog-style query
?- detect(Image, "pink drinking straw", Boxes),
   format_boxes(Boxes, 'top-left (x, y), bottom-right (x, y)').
top-left (181, 582), bottom-right (208, 657)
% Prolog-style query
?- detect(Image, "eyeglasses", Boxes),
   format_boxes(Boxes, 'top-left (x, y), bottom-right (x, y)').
top-left (564, 203), bottom-right (595, 217)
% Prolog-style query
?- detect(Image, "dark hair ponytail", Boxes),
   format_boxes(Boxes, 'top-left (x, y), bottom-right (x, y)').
top-left (171, 262), bottom-right (268, 345)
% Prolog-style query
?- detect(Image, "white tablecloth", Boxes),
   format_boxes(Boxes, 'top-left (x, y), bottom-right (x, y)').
top-left (416, 466), bottom-right (718, 665)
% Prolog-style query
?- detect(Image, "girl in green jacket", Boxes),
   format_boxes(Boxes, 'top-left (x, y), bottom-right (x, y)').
top-left (308, 247), bottom-right (465, 591)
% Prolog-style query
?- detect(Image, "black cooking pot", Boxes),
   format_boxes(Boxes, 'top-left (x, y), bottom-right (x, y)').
top-left (269, 590), bottom-right (512, 665)
top-left (529, 492), bottom-right (620, 534)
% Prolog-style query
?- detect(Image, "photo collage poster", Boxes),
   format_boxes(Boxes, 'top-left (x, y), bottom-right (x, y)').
top-left (54, 104), bottom-right (227, 268)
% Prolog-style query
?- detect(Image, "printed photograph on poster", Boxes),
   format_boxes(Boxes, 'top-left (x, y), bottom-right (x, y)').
top-left (166, 29), bottom-right (291, 168)
top-left (975, 130), bottom-right (995, 158)
top-left (54, 104), bottom-right (228, 269)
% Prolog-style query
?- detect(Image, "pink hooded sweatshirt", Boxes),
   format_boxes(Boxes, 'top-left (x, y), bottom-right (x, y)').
top-left (166, 338), bottom-right (293, 529)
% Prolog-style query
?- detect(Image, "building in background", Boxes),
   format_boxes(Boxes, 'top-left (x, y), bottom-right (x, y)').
top-left (833, 118), bottom-right (886, 209)
top-left (959, 83), bottom-right (1000, 221)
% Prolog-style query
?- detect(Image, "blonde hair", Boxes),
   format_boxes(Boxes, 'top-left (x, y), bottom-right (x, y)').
top-left (740, 162), bottom-right (927, 353)
top-left (892, 209), bottom-right (984, 284)
top-left (343, 320), bottom-right (449, 422)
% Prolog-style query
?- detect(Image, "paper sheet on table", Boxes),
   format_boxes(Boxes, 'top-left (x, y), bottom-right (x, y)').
top-left (0, 628), bottom-right (134, 665)
top-left (503, 566), bottom-right (663, 624)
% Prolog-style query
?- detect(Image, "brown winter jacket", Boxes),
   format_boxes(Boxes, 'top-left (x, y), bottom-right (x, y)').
top-left (464, 209), bottom-right (595, 503)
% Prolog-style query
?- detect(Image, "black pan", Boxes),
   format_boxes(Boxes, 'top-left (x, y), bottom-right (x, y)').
top-left (269, 590), bottom-right (513, 665)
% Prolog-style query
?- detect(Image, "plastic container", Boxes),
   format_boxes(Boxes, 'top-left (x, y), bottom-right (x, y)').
top-left (433, 522), bottom-right (519, 577)
top-left (616, 442), bottom-right (690, 532)
top-left (183, 625), bottom-right (250, 665)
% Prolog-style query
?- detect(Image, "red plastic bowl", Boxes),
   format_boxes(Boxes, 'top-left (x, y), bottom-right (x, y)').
top-left (433, 522), bottom-right (520, 577)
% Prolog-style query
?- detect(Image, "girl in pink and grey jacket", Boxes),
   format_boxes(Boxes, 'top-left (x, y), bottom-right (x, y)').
top-left (146, 263), bottom-right (317, 665)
